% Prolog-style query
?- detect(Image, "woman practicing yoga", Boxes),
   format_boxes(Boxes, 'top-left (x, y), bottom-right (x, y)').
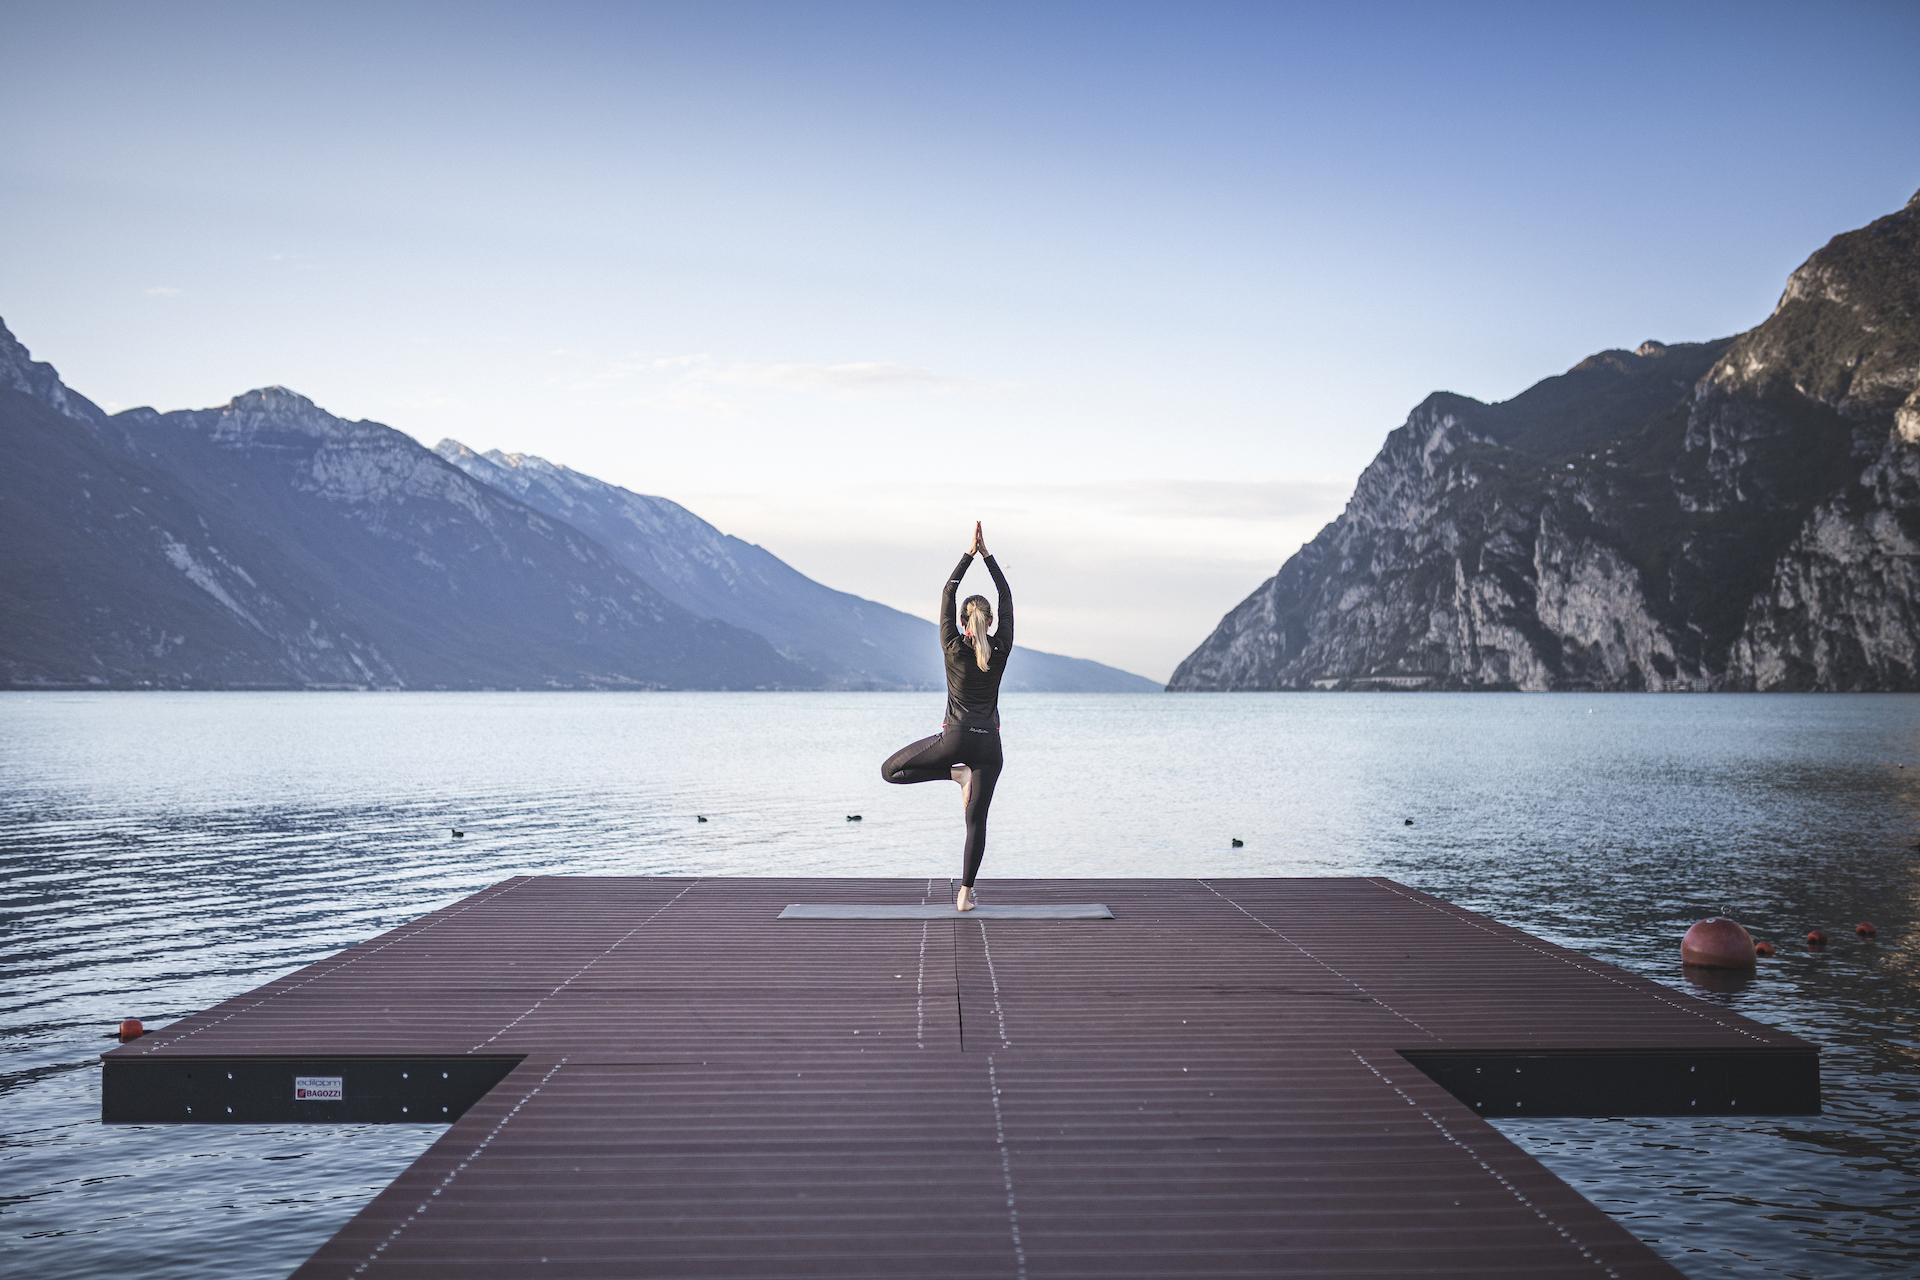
top-left (881, 522), bottom-right (1012, 912)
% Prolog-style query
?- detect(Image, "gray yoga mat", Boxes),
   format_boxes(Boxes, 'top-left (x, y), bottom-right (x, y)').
top-left (779, 903), bottom-right (1114, 920)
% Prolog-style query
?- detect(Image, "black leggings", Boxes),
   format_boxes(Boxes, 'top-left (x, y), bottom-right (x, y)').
top-left (881, 725), bottom-right (1003, 887)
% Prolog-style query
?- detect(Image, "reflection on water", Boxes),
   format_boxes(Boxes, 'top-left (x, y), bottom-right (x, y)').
top-left (1681, 967), bottom-right (1757, 997)
top-left (2, 691), bottom-right (1916, 1277)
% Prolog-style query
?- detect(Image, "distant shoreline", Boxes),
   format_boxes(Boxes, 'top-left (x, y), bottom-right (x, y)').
top-left (10, 685), bottom-right (1918, 695)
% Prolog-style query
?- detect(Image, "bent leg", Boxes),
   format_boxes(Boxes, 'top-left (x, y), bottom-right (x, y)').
top-left (881, 731), bottom-right (959, 785)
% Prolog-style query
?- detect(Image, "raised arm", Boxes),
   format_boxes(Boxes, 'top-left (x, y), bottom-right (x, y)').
top-left (940, 551), bottom-right (974, 646)
top-left (984, 554), bottom-right (1012, 649)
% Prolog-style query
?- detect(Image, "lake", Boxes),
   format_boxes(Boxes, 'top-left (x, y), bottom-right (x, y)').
top-left (1, 691), bottom-right (1916, 1277)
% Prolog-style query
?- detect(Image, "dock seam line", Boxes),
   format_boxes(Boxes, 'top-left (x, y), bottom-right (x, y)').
top-left (953, 888), bottom-right (966, 1051)
top-left (1350, 1050), bottom-right (1621, 1277)
top-left (352, 1057), bottom-right (569, 1274)
top-left (918, 877), bottom-right (931, 1049)
top-left (469, 880), bottom-right (701, 1053)
top-left (1365, 879), bottom-right (1772, 1044)
top-left (916, 921), bottom-right (928, 1049)
top-left (979, 921), bottom-right (1012, 1048)
top-left (1198, 880), bottom-right (1439, 1040)
top-left (137, 877), bottom-right (534, 1055)
top-left (987, 1054), bottom-right (1028, 1280)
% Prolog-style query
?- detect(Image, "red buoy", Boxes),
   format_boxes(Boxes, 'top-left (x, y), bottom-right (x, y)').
top-left (1856, 922), bottom-right (1877, 938)
top-left (118, 1018), bottom-right (144, 1039)
top-left (1680, 918), bottom-right (1756, 969)
top-left (1806, 929), bottom-right (1828, 946)
top-left (1753, 939), bottom-right (1776, 957)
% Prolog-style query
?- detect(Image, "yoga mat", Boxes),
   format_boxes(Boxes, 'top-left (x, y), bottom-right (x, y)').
top-left (778, 903), bottom-right (1114, 920)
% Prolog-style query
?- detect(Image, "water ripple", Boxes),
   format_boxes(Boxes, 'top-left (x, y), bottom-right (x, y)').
top-left (2, 690), bottom-right (1916, 1277)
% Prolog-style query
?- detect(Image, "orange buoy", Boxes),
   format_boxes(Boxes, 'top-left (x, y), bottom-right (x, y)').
top-left (1806, 928), bottom-right (1828, 946)
top-left (118, 1018), bottom-right (144, 1039)
top-left (1856, 921), bottom-right (1877, 938)
top-left (1753, 939), bottom-right (1776, 957)
top-left (1680, 918), bottom-right (1756, 969)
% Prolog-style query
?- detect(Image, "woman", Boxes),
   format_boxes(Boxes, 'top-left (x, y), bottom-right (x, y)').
top-left (880, 522), bottom-right (1013, 912)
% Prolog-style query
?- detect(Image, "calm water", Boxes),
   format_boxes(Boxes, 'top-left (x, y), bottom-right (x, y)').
top-left (2, 691), bottom-right (1916, 1277)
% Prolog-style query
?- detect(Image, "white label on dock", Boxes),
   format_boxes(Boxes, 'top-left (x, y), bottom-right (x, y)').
top-left (294, 1076), bottom-right (343, 1101)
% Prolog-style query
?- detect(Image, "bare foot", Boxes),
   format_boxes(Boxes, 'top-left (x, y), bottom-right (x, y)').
top-left (956, 885), bottom-right (977, 912)
top-left (951, 764), bottom-right (972, 809)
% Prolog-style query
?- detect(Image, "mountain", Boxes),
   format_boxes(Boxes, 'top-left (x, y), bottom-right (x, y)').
top-left (0, 323), bottom-right (1156, 692)
top-left (434, 441), bottom-right (1162, 692)
top-left (0, 329), bottom-right (813, 689)
top-left (1170, 191), bottom-right (1920, 692)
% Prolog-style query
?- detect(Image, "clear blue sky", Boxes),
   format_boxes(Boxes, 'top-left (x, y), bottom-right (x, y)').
top-left (4, 1), bottom-right (1917, 679)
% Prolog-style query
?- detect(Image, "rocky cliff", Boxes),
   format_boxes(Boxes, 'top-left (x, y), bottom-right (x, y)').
top-left (1, 323), bottom-right (1158, 692)
top-left (0, 330), bottom-right (813, 689)
top-left (1170, 191), bottom-right (1920, 692)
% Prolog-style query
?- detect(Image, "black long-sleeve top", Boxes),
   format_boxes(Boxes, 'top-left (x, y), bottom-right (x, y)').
top-left (940, 552), bottom-right (1013, 728)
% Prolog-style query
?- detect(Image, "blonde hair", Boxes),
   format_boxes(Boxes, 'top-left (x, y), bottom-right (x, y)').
top-left (962, 595), bottom-right (993, 672)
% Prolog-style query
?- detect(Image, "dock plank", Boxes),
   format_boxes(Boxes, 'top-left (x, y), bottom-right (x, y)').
top-left (103, 877), bottom-right (1814, 1276)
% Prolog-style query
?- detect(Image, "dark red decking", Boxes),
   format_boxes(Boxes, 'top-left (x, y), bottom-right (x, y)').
top-left (102, 878), bottom-right (1817, 1277)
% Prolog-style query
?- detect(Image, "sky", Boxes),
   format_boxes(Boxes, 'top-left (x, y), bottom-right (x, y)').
top-left (4, 1), bottom-right (1918, 681)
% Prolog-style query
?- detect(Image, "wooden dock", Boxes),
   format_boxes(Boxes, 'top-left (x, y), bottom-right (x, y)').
top-left (102, 877), bottom-right (1818, 1277)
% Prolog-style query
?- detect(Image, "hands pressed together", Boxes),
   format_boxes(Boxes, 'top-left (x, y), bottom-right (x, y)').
top-left (968, 521), bottom-right (988, 558)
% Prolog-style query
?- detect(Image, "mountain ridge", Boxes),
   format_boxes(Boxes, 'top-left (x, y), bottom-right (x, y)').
top-left (433, 439), bottom-right (1161, 692)
top-left (1, 326), bottom-right (1157, 692)
top-left (1169, 190), bottom-right (1920, 692)
top-left (0, 346), bottom-right (816, 689)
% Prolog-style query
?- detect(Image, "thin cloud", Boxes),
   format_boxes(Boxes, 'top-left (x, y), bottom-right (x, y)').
top-left (676, 482), bottom-right (1351, 681)
top-left (715, 361), bottom-right (968, 393)
top-left (564, 352), bottom-right (973, 402)
top-left (143, 286), bottom-right (181, 296)
top-left (640, 385), bottom-right (745, 417)
top-left (1059, 478), bottom-right (1350, 521)
top-left (859, 478), bottom-right (1351, 523)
